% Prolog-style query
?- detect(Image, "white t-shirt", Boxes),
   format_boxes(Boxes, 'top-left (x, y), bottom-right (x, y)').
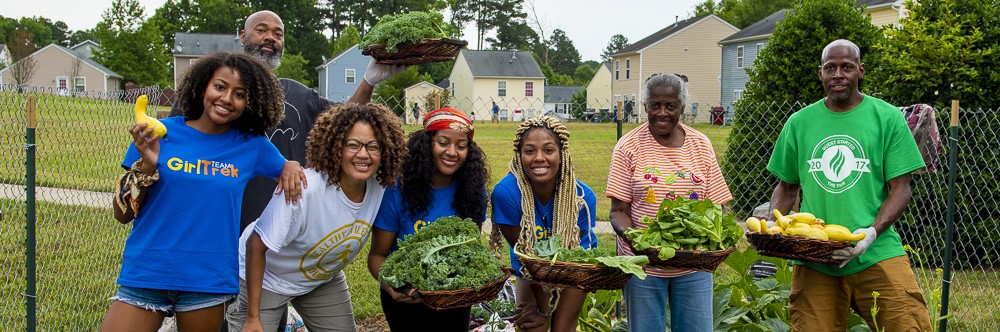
top-left (238, 169), bottom-right (385, 296)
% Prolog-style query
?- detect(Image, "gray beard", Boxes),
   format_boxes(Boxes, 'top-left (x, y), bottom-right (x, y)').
top-left (244, 43), bottom-right (282, 70)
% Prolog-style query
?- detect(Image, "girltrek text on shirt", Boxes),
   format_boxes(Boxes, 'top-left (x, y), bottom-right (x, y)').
top-left (166, 157), bottom-right (240, 178)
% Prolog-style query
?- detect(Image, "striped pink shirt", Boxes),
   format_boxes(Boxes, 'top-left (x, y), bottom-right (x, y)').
top-left (606, 123), bottom-right (732, 278)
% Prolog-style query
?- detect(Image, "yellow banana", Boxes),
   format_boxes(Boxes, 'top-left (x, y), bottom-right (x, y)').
top-left (134, 95), bottom-right (167, 138)
top-left (746, 217), bottom-right (762, 233)
top-left (823, 225), bottom-right (867, 242)
top-left (784, 226), bottom-right (829, 240)
top-left (788, 212), bottom-right (817, 225)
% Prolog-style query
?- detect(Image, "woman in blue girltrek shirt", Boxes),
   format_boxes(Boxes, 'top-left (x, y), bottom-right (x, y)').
top-left (102, 52), bottom-right (305, 331)
top-left (368, 107), bottom-right (489, 331)
top-left (490, 116), bottom-right (598, 332)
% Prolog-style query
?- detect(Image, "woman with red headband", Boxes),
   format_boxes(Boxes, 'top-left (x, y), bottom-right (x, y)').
top-left (367, 107), bottom-right (490, 331)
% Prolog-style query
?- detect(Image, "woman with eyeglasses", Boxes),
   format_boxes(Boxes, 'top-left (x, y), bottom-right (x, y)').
top-left (606, 73), bottom-right (732, 332)
top-left (368, 107), bottom-right (490, 332)
top-left (227, 103), bottom-right (406, 332)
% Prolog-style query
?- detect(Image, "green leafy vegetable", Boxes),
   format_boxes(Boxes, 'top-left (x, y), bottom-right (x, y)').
top-left (516, 235), bottom-right (649, 280)
top-left (379, 216), bottom-right (503, 291)
top-left (360, 11), bottom-right (451, 53)
top-left (625, 196), bottom-right (741, 260)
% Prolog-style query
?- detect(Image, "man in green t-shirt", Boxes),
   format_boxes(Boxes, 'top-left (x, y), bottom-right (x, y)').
top-left (765, 39), bottom-right (931, 331)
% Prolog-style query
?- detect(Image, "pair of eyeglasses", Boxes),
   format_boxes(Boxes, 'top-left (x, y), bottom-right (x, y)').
top-left (345, 139), bottom-right (381, 156)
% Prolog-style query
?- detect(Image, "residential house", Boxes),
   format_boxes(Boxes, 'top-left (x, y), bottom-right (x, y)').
top-left (718, 0), bottom-right (907, 114)
top-left (543, 85), bottom-right (583, 121)
top-left (69, 40), bottom-right (102, 59)
top-left (172, 33), bottom-right (242, 88)
top-left (586, 63), bottom-right (613, 120)
top-left (610, 15), bottom-right (738, 123)
top-left (402, 80), bottom-right (444, 124)
top-left (316, 45), bottom-right (368, 102)
top-left (0, 44), bottom-right (11, 68)
top-left (0, 43), bottom-right (123, 96)
top-left (448, 49), bottom-right (545, 122)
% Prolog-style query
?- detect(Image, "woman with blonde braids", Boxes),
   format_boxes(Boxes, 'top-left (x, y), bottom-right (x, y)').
top-left (490, 116), bottom-right (598, 332)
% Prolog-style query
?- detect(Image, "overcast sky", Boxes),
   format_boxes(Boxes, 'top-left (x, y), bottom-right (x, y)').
top-left (1, 0), bottom-right (707, 62)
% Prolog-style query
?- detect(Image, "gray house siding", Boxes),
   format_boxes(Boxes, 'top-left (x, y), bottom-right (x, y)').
top-left (720, 39), bottom-right (767, 113)
top-left (318, 47), bottom-right (368, 102)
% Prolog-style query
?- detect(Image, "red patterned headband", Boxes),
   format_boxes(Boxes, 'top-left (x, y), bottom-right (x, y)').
top-left (423, 107), bottom-right (475, 139)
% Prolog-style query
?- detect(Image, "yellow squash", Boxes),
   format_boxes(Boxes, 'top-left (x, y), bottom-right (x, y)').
top-left (823, 224), bottom-right (867, 242)
top-left (788, 212), bottom-right (818, 225)
top-left (134, 95), bottom-right (167, 138)
top-left (784, 226), bottom-right (829, 240)
top-left (745, 217), bottom-right (762, 233)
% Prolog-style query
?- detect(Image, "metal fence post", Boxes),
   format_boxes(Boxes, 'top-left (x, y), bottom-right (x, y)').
top-left (938, 100), bottom-right (960, 332)
top-left (24, 95), bottom-right (37, 332)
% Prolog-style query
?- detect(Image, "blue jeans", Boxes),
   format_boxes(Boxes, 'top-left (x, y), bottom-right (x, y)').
top-left (112, 285), bottom-right (234, 316)
top-left (623, 272), bottom-right (713, 332)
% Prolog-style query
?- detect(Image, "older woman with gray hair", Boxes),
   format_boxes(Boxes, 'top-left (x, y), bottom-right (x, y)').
top-left (605, 73), bottom-right (732, 332)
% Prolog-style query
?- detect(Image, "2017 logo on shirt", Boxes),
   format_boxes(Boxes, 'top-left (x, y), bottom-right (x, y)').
top-left (808, 135), bottom-right (871, 194)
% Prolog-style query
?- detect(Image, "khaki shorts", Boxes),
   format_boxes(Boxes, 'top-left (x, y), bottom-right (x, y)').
top-left (790, 255), bottom-right (932, 332)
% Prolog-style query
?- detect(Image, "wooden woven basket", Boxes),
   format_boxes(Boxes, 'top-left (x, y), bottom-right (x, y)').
top-left (638, 246), bottom-right (735, 272)
top-left (518, 256), bottom-right (633, 292)
top-left (362, 38), bottom-right (468, 65)
top-left (747, 232), bottom-right (854, 264)
top-left (418, 267), bottom-right (514, 310)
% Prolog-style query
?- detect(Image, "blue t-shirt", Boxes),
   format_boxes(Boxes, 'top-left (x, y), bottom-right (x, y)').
top-left (373, 182), bottom-right (487, 253)
top-left (491, 173), bottom-right (598, 276)
top-left (119, 116), bottom-right (286, 294)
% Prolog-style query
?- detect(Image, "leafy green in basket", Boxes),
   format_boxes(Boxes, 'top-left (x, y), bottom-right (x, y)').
top-left (517, 235), bottom-right (649, 279)
top-left (360, 11), bottom-right (455, 53)
top-left (625, 196), bottom-right (741, 260)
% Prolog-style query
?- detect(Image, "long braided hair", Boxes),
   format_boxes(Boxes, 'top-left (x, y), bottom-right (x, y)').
top-left (489, 116), bottom-right (590, 256)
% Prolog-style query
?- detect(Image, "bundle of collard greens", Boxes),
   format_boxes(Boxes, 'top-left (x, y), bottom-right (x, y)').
top-left (359, 11), bottom-right (452, 53)
top-left (516, 235), bottom-right (649, 280)
top-left (379, 216), bottom-right (503, 291)
top-left (625, 196), bottom-right (742, 260)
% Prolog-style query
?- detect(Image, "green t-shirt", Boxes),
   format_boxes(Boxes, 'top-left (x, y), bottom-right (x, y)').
top-left (767, 95), bottom-right (925, 276)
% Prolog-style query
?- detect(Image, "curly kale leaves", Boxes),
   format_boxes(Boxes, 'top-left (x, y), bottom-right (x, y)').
top-left (519, 235), bottom-right (649, 280)
top-left (379, 216), bottom-right (503, 291)
top-left (625, 196), bottom-right (741, 260)
top-left (359, 11), bottom-right (451, 53)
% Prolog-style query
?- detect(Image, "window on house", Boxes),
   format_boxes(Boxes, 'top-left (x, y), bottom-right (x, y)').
top-left (450, 82), bottom-right (455, 96)
top-left (615, 60), bottom-right (620, 80)
top-left (737, 46), bottom-right (744, 68)
top-left (56, 76), bottom-right (68, 95)
top-left (345, 69), bottom-right (356, 84)
top-left (74, 77), bottom-right (86, 93)
top-left (626, 59), bottom-right (631, 80)
top-left (734, 89), bottom-right (744, 101)
top-left (498, 81), bottom-right (507, 97)
top-left (189, 59), bottom-right (197, 65)
top-left (525, 82), bottom-right (533, 97)
top-left (756, 43), bottom-right (764, 56)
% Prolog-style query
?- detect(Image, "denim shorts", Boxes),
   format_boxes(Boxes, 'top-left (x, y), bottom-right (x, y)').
top-left (111, 285), bottom-right (235, 316)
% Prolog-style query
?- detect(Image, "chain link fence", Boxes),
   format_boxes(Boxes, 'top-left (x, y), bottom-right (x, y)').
top-left (1, 86), bottom-right (996, 330)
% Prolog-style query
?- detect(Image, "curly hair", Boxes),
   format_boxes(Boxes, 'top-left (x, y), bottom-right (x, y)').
top-left (304, 103), bottom-right (406, 188)
top-left (489, 116), bottom-right (589, 255)
top-left (401, 129), bottom-right (489, 224)
top-left (177, 52), bottom-right (284, 135)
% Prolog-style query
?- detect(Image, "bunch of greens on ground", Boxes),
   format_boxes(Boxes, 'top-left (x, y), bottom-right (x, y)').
top-left (516, 235), bottom-right (649, 280)
top-left (359, 11), bottom-right (452, 53)
top-left (625, 196), bottom-right (742, 260)
top-left (379, 216), bottom-right (503, 291)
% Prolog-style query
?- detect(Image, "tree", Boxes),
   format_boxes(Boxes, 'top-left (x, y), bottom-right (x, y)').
top-left (330, 25), bottom-right (360, 57)
top-left (692, 0), bottom-right (795, 29)
top-left (570, 89), bottom-right (587, 120)
top-left (572, 63), bottom-right (597, 86)
top-left (722, 0), bottom-right (884, 216)
top-left (540, 64), bottom-right (574, 86)
top-left (543, 29), bottom-right (580, 76)
top-left (68, 29), bottom-right (98, 46)
top-left (274, 53), bottom-right (313, 87)
top-left (93, 0), bottom-right (171, 87)
top-left (601, 34), bottom-right (629, 63)
top-left (485, 18), bottom-right (537, 51)
top-left (449, 0), bottom-right (526, 49)
top-left (9, 28), bottom-right (39, 92)
top-left (871, 0), bottom-right (1000, 110)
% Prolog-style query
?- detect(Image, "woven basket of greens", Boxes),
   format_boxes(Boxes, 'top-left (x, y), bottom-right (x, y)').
top-left (515, 235), bottom-right (648, 292)
top-left (360, 11), bottom-right (467, 65)
top-left (379, 216), bottom-right (510, 310)
top-left (625, 196), bottom-right (741, 272)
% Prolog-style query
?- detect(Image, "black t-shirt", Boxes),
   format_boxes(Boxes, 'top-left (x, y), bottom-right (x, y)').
top-left (170, 78), bottom-right (334, 231)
